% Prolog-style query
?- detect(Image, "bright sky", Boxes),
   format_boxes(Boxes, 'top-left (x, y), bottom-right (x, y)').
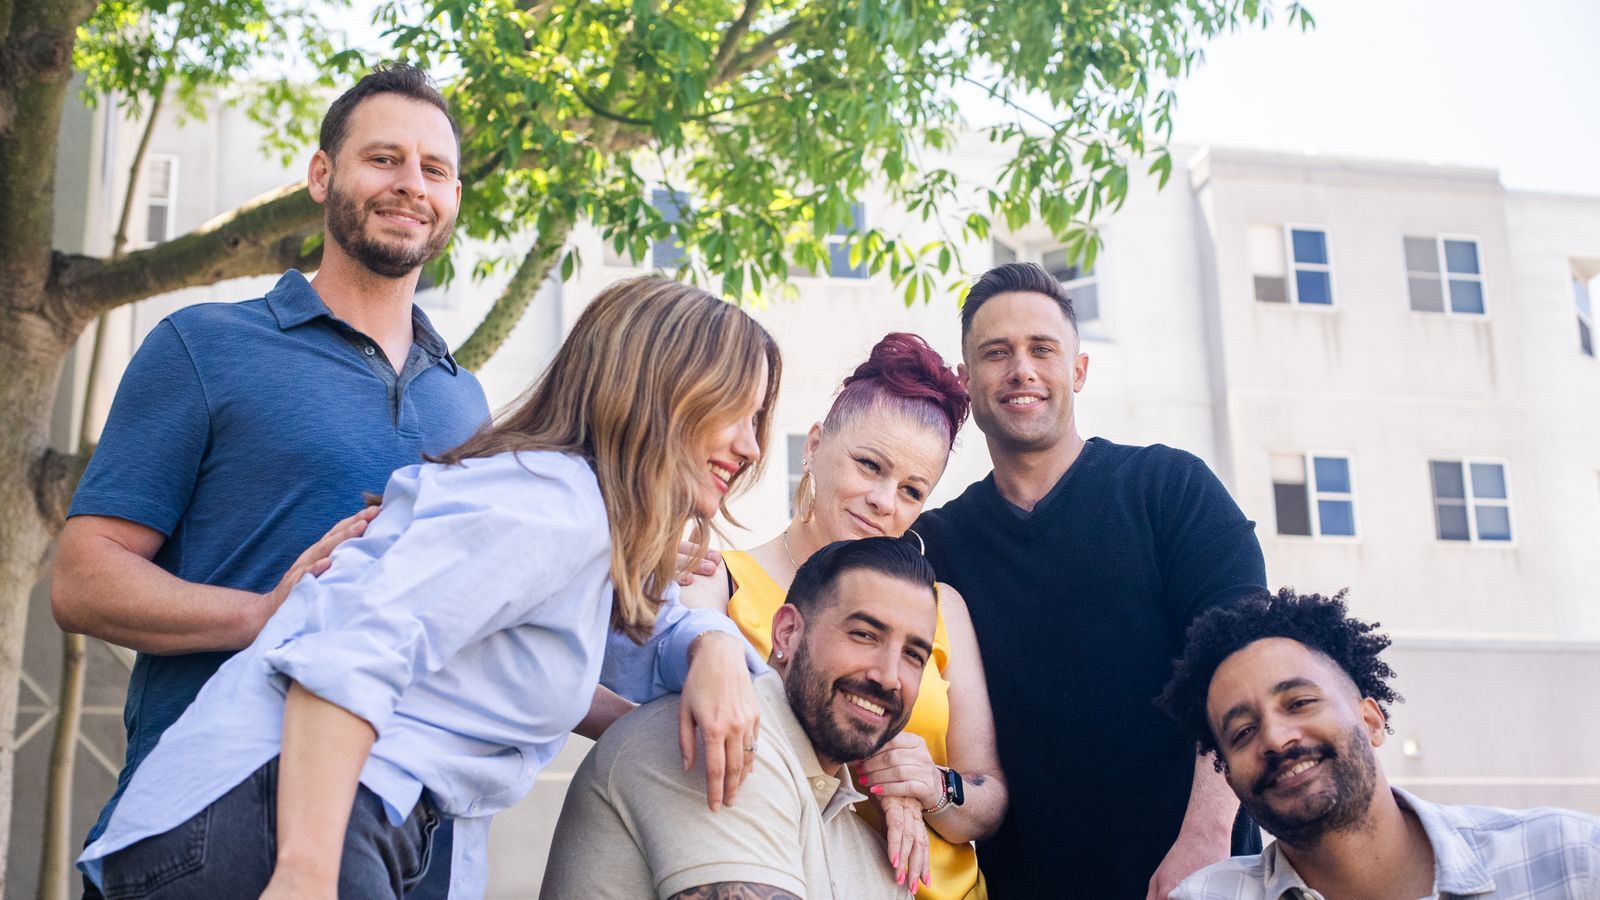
top-left (1166, 0), bottom-right (1600, 196)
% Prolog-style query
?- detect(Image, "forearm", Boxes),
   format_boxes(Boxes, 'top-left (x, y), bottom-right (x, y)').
top-left (1179, 754), bottom-right (1239, 842)
top-left (926, 769), bottom-right (1007, 844)
top-left (574, 685), bottom-right (637, 740)
top-left (661, 608), bottom-right (760, 692)
top-left (52, 532), bottom-right (262, 653)
top-left (273, 682), bottom-right (378, 882)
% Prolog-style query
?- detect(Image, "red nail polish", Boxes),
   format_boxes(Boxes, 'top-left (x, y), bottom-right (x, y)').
top-left (897, 872), bottom-right (905, 886)
top-left (871, 785), bottom-right (883, 794)
top-left (859, 775), bottom-right (868, 786)
top-left (891, 854), bottom-right (899, 867)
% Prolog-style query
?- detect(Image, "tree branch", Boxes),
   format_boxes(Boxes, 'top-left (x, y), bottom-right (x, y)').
top-left (48, 182), bottom-right (322, 330)
top-left (713, 0), bottom-right (762, 74)
top-left (33, 447), bottom-right (90, 531)
top-left (714, 15), bottom-right (811, 86)
top-left (453, 220), bottom-right (572, 370)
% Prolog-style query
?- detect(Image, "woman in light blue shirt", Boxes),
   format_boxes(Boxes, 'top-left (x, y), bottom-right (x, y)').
top-left (79, 276), bottom-right (782, 899)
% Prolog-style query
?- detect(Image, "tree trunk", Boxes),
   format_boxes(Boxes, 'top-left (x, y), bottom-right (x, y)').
top-left (0, 312), bottom-right (75, 896)
top-left (36, 632), bottom-right (85, 900)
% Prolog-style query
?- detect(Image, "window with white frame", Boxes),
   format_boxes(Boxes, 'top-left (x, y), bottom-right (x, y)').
top-left (1573, 272), bottom-right (1595, 358)
top-left (1430, 460), bottom-right (1511, 542)
top-left (1405, 236), bottom-right (1484, 315)
top-left (1270, 452), bottom-right (1356, 537)
top-left (1040, 246), bottom-right (1099, 323)
top-left (142, 155), bottom-right (178, 246)
top-left (786, 433), bottom-right (807, 517)
top-left (1249, 225), bottom-right (1333, 306)
top-left (650, 188), bottom-right (691, 269)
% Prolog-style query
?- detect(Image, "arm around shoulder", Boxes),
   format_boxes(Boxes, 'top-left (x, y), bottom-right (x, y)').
top-left (929, 583), bottom-right (1008, 843)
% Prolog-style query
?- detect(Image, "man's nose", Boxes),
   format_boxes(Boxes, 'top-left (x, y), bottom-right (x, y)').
top-left (392, 156), bottom-right (426, 196)
top-left (1259, 713), bottom-right (1303, 753)
top-left (864, 645), bottom-right (905, 693)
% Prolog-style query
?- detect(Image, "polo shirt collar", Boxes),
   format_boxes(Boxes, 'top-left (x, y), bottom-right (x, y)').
top-left (755, 673), bottom-right (869, 822)
top-left (409, 304), bottom-right (459, 375)
top-left (1253, 787), bottom-right (1496, 899)
top-left (264, 270), bottom-right (330, 330)
top-left (264, 270), bottom-right (459, 375)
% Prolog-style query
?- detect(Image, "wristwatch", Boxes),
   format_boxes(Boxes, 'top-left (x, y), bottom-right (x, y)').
top-left (925, 766), bottom-right (966, 815)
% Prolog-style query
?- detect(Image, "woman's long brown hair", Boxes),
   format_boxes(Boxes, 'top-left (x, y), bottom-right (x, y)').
top-left (433, 276), bottom-right (781, 642)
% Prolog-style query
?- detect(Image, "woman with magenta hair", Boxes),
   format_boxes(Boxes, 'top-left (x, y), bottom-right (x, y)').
top-left (685, 333), bottom-right (1007, 900)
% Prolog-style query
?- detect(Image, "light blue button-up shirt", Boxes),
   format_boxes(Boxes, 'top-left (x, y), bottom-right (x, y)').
top-left (78, 450), bottom-right (759, 897)
top-left (1173, 787), bottom-right (1600, 899)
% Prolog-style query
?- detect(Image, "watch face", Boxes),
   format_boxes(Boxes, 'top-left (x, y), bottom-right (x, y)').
top-left (945, 767), bottom-right (965, 806)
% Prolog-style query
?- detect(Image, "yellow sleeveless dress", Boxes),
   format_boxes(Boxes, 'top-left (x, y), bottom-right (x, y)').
top-left (723, 550), bottom-right (987, 900)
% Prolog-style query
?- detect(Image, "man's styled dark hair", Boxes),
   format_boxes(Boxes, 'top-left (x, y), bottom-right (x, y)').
top-left (787, 537), bottom-right (938, 617)
top-left (1156, 588), bottom-right (1403, 763)
top-left (960, 262), bottom-right (1078, 342)
top-left (320, 63), bottom-right (461, 159)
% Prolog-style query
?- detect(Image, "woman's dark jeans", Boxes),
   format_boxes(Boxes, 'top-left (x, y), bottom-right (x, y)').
top-left (96, 758), bottom-right (443, 899)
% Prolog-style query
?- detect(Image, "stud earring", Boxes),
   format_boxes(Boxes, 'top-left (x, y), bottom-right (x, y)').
top-left (774, 649), bottom-right (784, 660)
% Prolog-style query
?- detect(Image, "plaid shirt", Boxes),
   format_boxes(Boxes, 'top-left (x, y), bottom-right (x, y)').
top-left (1173, 787), bottom-right (1600, 899)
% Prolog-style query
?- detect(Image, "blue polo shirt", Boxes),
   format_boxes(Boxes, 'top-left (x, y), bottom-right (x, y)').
top-left (69, 270), bottom-right (489, 839)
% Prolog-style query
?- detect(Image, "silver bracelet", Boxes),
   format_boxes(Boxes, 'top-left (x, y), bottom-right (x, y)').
top-left (923, 768), bottom-right (952, 815)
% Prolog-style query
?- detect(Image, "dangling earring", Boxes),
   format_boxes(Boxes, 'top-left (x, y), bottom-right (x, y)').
top-left (794, 467), bottom-right (817, 524)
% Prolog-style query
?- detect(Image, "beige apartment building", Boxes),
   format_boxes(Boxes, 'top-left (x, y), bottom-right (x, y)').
top-left (11, 90), bottom-right (1599, 895)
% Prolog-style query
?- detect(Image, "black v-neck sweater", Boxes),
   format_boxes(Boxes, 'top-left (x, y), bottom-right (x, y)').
top-left (916, 437), bottom-right (1267, 897)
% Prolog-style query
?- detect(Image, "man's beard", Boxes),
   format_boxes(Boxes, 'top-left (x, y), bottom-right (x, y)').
top-left (1240, 724), bottom-right (1379, 847)
top-left (324, 177), bottom-right (452, 279)
top-left (784, 643), bottom-right (909, 764)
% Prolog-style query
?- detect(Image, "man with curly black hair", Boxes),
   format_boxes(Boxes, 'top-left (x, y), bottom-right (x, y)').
top-left (1157, 588), bottom-right (1600, 900)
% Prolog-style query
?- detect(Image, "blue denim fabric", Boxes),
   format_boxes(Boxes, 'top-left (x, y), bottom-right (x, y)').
top-left (97, 759), bottom-right (441, 900)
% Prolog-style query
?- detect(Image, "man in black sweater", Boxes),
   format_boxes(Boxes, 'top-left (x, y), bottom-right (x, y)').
top-left (915, 263), bottom-right (1267, 898)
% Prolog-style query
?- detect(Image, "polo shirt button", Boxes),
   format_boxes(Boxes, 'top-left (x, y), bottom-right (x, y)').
top-left (813, 778), bottom-right (826, 789)
top-left (364, 345), bottom-right (376, 356)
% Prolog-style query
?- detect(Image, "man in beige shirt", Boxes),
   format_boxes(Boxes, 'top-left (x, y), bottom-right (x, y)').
top-left (542, 537), bottom-right (939, 900)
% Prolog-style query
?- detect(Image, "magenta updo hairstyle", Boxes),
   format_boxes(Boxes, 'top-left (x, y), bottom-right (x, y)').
top-left (822, 333), bottom-right (970, 449)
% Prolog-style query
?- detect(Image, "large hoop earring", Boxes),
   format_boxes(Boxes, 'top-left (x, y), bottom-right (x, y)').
top-left (795, 469), bottom-right (817, 523)
top-left (904, 527), bottom-right (926, 556)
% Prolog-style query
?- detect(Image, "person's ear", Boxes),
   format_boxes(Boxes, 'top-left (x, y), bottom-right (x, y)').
top-left (1359, 697), bottom-right (1387, 747)
top-left (803, 422), bottom-right (824, 465)
top-left (308, 149), bottom-right (333, 203)
top-left (956, 362), bottom-right (969, 391)
top-left (770, 604), bottom-right (804, 664)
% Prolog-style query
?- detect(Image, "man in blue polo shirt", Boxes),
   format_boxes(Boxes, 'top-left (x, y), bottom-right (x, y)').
top-left (52, 64), bottom-right (486, 896)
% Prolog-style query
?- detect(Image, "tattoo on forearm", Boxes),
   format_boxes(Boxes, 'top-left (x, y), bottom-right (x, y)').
top-left (668, 884), bottom-right (802, 900)
top-left (967, 773), bottom-right (987, 786)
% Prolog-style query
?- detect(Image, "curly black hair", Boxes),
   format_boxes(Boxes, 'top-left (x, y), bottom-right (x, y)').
top-left (1156, 587), bottom-right (1402, 768)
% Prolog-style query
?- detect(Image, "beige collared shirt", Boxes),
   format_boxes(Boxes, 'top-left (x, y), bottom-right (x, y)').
top-left (542, 672), bottom-right (902, 899)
